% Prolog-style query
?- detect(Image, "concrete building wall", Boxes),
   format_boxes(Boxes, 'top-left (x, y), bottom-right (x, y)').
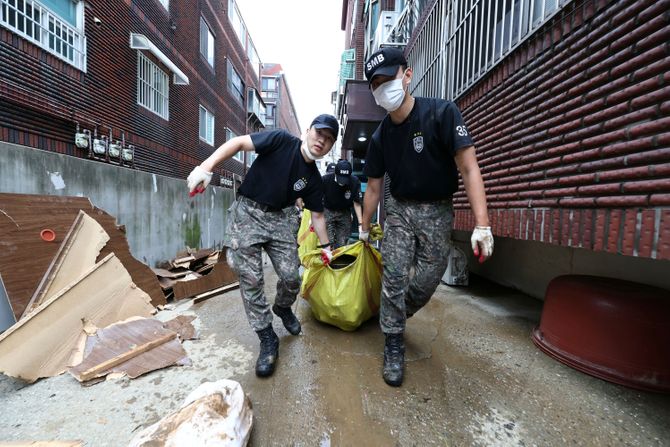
top-left (454, 230), bottom-right (670, 300)
top-left (0, 142), bottom-right (233, 267)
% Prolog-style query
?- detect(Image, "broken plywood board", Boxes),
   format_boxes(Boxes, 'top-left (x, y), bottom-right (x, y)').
top-left (0, 193), bottom-right (165, 319)
top-left (152, 267), bottom-right (193, 279)
top-left (193, 282), bottom-right (240, 304)
top-left (163, 315), bottom-right (198, 340)
top-left (23, 211), bottom-right (109, 318)
top-left (69, 317), bottom-right (189, 382)
top-left (173, 260), bottom-right (238, 301)
top-left (0, 253), bottom-right (155, 382)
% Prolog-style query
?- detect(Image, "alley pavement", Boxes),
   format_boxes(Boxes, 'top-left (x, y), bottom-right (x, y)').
top-left (1, 266), bottom-right (669, 446)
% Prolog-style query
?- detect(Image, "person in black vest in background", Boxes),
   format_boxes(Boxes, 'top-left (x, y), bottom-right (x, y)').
top-left (322, 159), bottom-right (363, 248)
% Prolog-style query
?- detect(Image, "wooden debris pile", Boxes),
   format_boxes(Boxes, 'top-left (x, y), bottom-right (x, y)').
top-left (0, 193), bottom-right (236, 385)
top-left (153, 248), bottom-right (239, 303)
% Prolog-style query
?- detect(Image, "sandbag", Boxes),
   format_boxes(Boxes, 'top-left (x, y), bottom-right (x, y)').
top-left (300, 241), bottom-right (382, 331)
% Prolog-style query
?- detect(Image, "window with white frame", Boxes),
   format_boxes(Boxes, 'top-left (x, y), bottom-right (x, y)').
top-left (157, 0), bottom-right (168, 10)
top-left (228, 0), bottom-right (246, 46)
top-left (264, 103), bottom-right (275, 127)
top-left (200, 17), bottom-right (214, 68)
top-left (0, 0), bottom-right (87, 70)
top-left (137, 52), bottom-right (169, 119)
top-left (247, 40), bottom-right (259, 79)
top-left (199, 105), bottom-right (214, 145)
top-left (262, 76), bottom-right (277, 91)
top-left (246, 152), bottom-right (256, 167)
top-left (226, 128), bottom-right (244, 162)
top-left (227, 61), bottom-right (244, 105)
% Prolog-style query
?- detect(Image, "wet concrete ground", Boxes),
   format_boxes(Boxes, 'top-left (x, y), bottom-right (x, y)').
top-left (1, 267), bottom-right (669, 446)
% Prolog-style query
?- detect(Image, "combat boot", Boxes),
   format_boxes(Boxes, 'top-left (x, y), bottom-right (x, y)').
top-left (255, 326), bottom-right (279, 377)
top-left (272, 304), bottom-right (301, 335)
top-left (383, 333), bottom-right (405, 387)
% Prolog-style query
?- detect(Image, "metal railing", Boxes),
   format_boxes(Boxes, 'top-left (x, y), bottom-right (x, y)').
top-left (0, 0), bottom-right (86, 71)
top-left (392, 0), bottom-right (567, 100)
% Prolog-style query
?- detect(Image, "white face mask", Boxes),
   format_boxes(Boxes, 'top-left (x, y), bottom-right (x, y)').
top-left (301, 140), bottom-right (323, 161)
top-left (372, 76), bottom-right (406, 112)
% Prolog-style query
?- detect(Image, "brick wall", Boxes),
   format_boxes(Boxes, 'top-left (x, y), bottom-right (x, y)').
top-left (275, 74), bottom-right (301, 136)
top-left (0, 0), bottom-right (259, 184)
top-left (457, 0), bottom-right (670, 260)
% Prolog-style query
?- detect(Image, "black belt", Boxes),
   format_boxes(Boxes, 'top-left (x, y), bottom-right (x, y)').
top-left (238, 195), bottom-right (282, 212)
top-left (393, 197), bottom-right (453, 205)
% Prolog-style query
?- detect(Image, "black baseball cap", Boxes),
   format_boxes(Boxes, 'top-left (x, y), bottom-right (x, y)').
top-left (326, 162), bottom-right (336, 173)
top-left (310, 114), bottom-right (339, 139)
top-left (335, 159), bottom-right (352, 186)
top-left (365, 47), bottom-right (408, 86)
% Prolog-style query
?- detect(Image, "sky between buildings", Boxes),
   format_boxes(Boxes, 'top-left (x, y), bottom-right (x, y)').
top-left (236, 0), bottom-right (346, 133)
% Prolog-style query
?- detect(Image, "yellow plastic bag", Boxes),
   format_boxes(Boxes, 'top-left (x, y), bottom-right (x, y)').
top-left (300, 241), bottom-right (382, 331)
top-left (297, 209), bottom-right (319, 262)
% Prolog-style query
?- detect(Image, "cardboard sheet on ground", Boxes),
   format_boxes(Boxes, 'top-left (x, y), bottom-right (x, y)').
top-left (297, 210), bottom-right (319, 264)
top-left (0, 254), bottom-right (155, 382)
top-left (301, 241), bottom-right (382, 331)
top-left (23, 211), bottom-right (109, 317)
top-left (69, 317), bottom-right (190, 382)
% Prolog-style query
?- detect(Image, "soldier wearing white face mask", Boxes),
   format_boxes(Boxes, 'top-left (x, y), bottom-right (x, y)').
top-left (359, 47), bottom-right (494, 387)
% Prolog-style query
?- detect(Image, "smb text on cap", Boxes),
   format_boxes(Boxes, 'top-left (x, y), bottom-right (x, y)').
top-left (335, 159), bottom-right (352, 186)
top-left (364, 47), bottom-right (408, 85)
top-left (310, 114), bottom-right (339, 139)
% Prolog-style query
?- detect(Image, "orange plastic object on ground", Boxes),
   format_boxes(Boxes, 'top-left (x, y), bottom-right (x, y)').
top-left (532, 275), bottom-right (670, 393)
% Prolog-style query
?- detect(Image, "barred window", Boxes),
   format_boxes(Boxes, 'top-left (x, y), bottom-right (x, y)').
top-left (137, 52), bottom-right (169, 120)
top-left (400, 0), bottom-right (566, 99)
top-left (0, 0), bottom-right (86, 70)
top-left (450, 0), bottom-right (564, 98)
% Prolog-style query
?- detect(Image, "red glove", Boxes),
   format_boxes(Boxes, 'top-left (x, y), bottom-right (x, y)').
top-left (320, 247), bottom-right (333, 265)
top-left (188, 186), bottom-right (205, 197)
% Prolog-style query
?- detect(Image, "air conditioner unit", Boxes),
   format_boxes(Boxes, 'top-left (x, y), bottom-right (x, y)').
top-left (372, 11), bottom-right (399, 50)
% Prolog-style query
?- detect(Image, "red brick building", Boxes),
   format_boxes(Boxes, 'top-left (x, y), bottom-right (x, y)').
top-left (339, 0), bottom-right (670, 294)
top-left (261, 63), bottom-right (300, 137)
top-left (0, 0), bottom-right (265, 186)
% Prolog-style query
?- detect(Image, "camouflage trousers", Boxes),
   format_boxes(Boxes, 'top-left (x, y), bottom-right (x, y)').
top-left (224, 196), bottom-right (301, 332)
top-left (379, 196), bottom-right (454, 334)
top-left (284, 205), bottom-right (302, 244)
top-left (325, 208), bottom-right (352, 248)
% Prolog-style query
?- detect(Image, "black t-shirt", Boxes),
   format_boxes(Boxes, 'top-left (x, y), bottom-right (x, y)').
top-left (322, 173), bottom-right (362, 211)
top-left (364, 97), bottom-right (474, 200)
top-left (240, 129), bottom-right (324, 212)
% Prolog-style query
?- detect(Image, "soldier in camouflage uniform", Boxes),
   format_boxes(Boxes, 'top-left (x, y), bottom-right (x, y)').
top-left (187, 114), bottom-right (339, 377)
top-left (322, 160), bottom-right (363, 248)
top-left (360, 48), bottom-right (494, 386)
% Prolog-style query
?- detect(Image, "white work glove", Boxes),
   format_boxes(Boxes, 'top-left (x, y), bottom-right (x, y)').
top-left (471, 226), bottom-right (494, 263)
top-left (358, 225), bottom-right (369, 242)
top-left (320, 247), bottom-right (333, 265)
top-left (187, 165), bottom-right (213, 196)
